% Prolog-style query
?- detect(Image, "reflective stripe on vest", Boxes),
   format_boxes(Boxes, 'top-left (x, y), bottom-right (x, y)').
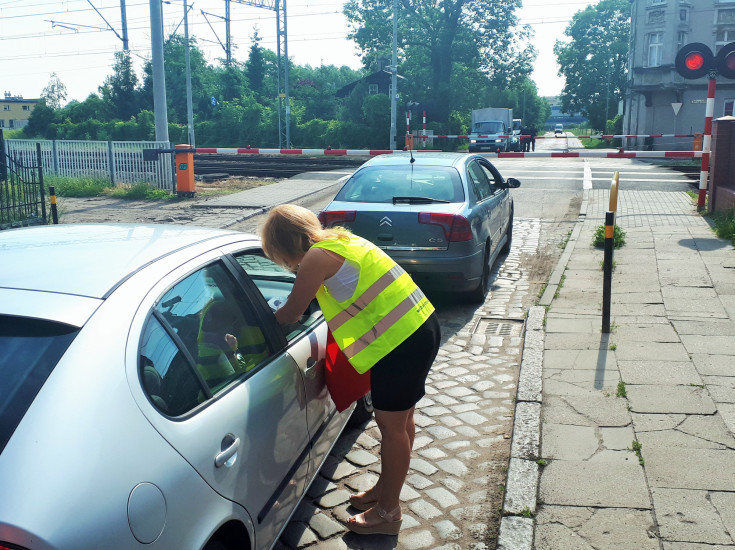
top-left (312, 235), bottom-right (434, 373)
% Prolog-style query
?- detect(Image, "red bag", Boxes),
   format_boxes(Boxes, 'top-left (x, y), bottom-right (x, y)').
top-left (325, 330), bottom-right (371, 412)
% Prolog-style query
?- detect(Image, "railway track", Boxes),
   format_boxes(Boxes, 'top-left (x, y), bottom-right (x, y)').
top-left (193, 154), bottom-right (365, 179)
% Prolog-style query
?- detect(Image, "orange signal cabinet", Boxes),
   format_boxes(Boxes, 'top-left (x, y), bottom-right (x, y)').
top-left (175, 144), bottom-right (195, 197)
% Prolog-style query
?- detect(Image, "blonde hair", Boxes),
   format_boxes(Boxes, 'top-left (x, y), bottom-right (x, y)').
top-left (260, 204), bottom-right (349, 267)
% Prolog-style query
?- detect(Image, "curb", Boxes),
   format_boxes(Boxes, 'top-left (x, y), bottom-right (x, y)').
top-left (497, 190), bottom-right (591, 549)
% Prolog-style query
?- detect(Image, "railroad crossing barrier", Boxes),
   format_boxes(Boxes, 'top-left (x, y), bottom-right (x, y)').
top-left (193, 148), bottom-right (703, 159)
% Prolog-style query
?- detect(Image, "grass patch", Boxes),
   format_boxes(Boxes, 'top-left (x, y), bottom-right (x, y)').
top-left (709, 209), bottom-right (735, 246)
top-left (609, 343), bottom-right (617, 351)
top-left (632, 440), bottom-right (644, 465)
top-left (616, 380), bottom-right (627, 398)
top-left (46, 175), bottom-right (112, 197)
top-left (105, 181), bottom-right (171, 200)
top-left (592, 224), bottom-right (626, 248)
top-left (519, 507), bottom-right (534, 518)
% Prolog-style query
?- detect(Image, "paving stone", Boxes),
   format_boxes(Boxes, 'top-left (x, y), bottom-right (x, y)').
top-left (413, 435), bottom-right (433, 449)
top-left (407, 473), bottom-right (434, 490)
top-left (457, 411), bottom-right (489, 425)
top-left (440, 415), bottom-right (464, 427)
top-left (498, 516), bottom-right (534, 550)
top-left (426, 425), bottom-right (458, 439)
top-left (437, 458), bottom-right (469, 476)
top-left (356, 432), bottom-right (379, 449)
top-left (344, 472), bottom-right (379, 493)
top-left (400, 483), bottom-right (422, 501)
top-left (308, 513), bottom-right (344, 539)
top-left (401, 529), bottom-right (436, 549)
top-left (410, 458), bottom-right (439, 476)
top-left (408, 499), bottom-right (443, 520)
top-left (426, 486), bottom-right (461, 508)
top-left (653, 488), bottom-right (733, 545)
top-left (444, 440), bottom-right (471, 450)
top-left (345, 449), bottom-right (379, 467)
top-left (455, 425), bottom-right (482, 438)
top-left (457, 449), bottom-right (482, 460)
top-left (452, 403), bottom-right (481, 413)
top-left (418, 447), bottom-right (448, 460)
top-left (423, 405), bottom-right (453, 417)
top-left (434, 519), bottom-right (462, 540)
top-left (440, 476), bottom-right (465, 492)
top-left (317, 488), bottom-right (351, 509)
top-left (280, 522), bottom-right (317, 548)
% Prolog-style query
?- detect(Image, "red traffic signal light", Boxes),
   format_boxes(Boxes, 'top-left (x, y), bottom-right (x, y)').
top-left (715, 42), bottom-right (735, 79)
top-left (675, 43), bottom-right (714, 79)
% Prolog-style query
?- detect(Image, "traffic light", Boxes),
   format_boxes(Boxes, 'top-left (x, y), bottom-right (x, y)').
top-left (675, 43), bottom-right (714, 79)
top-left (675, 42), bottom-right (735, 79)
top-left (715, 42), bottom-right (735, 79)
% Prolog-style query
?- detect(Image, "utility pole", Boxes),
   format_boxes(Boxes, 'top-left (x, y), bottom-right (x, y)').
top-left (149, 0), bottom-right (169, 142)
top-left (120, 0), bottom-right (129, 51)
top-left (225, 0), bottom-right (232, 64)
top-left (184, 0), bottom-right (195, 146)
top-left (390, 0), bottom-right (397, 149)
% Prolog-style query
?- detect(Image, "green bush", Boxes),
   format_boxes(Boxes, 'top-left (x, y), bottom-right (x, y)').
top-left (46, 175), bottom-right (111, 197)
top-left (592, 224), bottom-right (626, 248)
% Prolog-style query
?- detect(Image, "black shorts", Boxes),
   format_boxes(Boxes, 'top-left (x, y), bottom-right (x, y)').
top-left (369, 312), bottom-right (441, 412)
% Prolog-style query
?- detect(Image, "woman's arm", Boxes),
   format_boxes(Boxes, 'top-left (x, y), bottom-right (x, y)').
top-left (274, 247), bottom-right (343, 324)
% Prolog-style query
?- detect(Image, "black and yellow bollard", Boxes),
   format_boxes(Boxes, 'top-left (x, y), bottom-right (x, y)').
top-left (602, 211), bottom-right (615, 333)
top-left (49, 185), bottom-right (59, 225)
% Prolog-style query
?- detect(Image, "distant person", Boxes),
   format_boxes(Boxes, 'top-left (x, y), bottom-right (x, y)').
top-left (520, 126), bottom-right (530, 152)
top-left (528, 125), bottom-right (538, 151)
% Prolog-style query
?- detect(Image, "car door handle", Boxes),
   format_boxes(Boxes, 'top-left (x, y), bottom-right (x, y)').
top-left (215, 437), bottom-right (240, 468)
top-left (306, 357), bottom-right (323, 372)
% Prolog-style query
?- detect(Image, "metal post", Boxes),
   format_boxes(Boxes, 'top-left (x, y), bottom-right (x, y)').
top-left (49, 186), bottom-right (59, 224)
top-left (0, 129), bottom-right (6, 181)
top-left (52, 140), bottom-right (59, 174)
top-left (225, 0), bottom-right (231, 64)
top-left (184, 0), bottom-right (195, 147)
top-left (698, 75), bottom-right (716, 210)
top-left (107, 141), bottom-right (116, 185)
top-left (149, 0), bottom-right (169, 142)
top-left (389, 0), bottom-right (397, 150)
top-left (282, 0), bottom-right (290, 147)
top-left (120, 0), bottom-right (129, 51)
top-left (36, 143), bottom-right (48, 225)
top-left (602, 211), bottom-right (615, 333)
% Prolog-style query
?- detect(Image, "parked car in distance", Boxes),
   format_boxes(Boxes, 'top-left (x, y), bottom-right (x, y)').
top-left (318, 152), bottom-right (520, 302)
top-left (554, 123), bottom-right (564, 134)
top-left (0, 224), bottom-right (371, 550)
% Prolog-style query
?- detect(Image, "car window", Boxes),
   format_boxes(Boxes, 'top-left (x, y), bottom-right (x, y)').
top-left (141, 261), bottom-right (273, 415)
top-left (0, 316), bottom-right (80, 454)
top-left (335, 165), bottom-right (464, 203)
top-left (233, 252), bottom-right (323, 341)
top-left (467, 161), bottom-right (492, 200)
top-left (479, 162), bottom-right (503, 194)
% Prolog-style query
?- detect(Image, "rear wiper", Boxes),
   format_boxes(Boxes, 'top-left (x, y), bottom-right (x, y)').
top-left (392, 196), bottom-right (451, 204)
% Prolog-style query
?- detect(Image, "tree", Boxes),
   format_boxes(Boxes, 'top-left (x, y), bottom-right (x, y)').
top-left (554, 0), bottom-right (630, 130)
top-left (41, 73), bottom-right (68, 109)
top-left (102, 51), bottom-right (139, 120)
top-left (344, 0), bottom-right (533, 122)
top-left (245, 30), bottom-right (266, 101)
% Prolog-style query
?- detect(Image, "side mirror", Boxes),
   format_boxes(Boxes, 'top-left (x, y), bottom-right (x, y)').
top-left (505, 177), bottom-right (521, 188)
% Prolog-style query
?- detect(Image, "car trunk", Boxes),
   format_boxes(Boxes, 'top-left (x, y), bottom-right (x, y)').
top-left (325, 201), bottom-right (463, 251)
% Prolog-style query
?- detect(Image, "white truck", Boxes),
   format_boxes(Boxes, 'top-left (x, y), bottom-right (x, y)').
top-left (469, 108), bottom-right (515, 153)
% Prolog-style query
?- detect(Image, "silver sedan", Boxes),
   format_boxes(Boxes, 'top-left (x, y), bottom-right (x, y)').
top-left (0, 224), bottom-right (369, 550)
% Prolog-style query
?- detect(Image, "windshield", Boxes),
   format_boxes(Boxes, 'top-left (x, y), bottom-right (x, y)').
top-left (0, 316), bottom-right (79, 454)
top-left (473, 121), bottom-right (505, 134)
top-left (335, 165), bottom-right (464, 204)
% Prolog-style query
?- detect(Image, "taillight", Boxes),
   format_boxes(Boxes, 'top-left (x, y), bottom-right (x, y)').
top-left (418, 212), bottom-right (472, 242)
top-left (1, 543), bottom-right (30, 550)
top-left (318, 210), bottom-right (356, 227)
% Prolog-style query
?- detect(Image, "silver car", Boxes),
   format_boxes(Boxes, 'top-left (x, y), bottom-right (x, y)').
top-left (0, 224), bottom-right (369, 550)
top-left (318, 152), bottom-right (520, 302)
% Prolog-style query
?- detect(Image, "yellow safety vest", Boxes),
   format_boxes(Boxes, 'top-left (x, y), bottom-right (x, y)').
top-left (312, 235), bottom-right (435, 373)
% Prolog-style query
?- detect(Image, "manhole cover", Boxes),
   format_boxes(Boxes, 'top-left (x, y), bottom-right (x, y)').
top-left (473, 317), bottom-right (525, 337)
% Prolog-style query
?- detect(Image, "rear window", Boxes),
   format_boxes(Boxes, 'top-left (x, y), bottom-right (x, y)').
top-left (335, 165), bottom-right (464, 203)
top-left (0, 316), bottom-right (79, 454)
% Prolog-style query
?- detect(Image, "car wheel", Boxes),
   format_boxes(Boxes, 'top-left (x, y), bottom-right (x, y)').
top-left (501, 211), bottom-right (513, 255)
top-left (348, 392), bottom-right (374, 426)
top-left (467, 247), bottom-right (490, 303)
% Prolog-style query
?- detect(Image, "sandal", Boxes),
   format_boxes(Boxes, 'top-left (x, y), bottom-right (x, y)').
top-left (346, 505), bottom-right (402, 536)
top-left (349, 491), bottom-right (379, 511)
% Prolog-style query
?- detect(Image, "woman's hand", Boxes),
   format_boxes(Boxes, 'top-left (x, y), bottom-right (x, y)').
top-left (274, 247), bottom-right (343, 324)
top-left (224, 333), bottom-right (238, 351)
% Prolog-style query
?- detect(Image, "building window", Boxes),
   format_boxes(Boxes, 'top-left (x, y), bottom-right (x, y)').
top-left (678, 31), bottom-right (688, 49)
top-left (368, 84), bottom-right (378, 95)
top-left (22, 105), bottom-right (30, 111)
top-left (718, 9), bottom-right (735, 25)
top-left (679, 9), bottom-right (689, 23)
top-left (9, 120), bottom-right (14, 128)
top-left (647, 32), bottom-right (664, 67)
top-left (648, 9), bottom-right (665, 24)
top-left (649, 0), bottom-right (666, 5)
top-left (0, 120), bottom-right (4, 128)
top-left (716, 29), bottom-right (735, 51)
top-left (2, 105), bottom-right (9, 111)
top-left (725, 100), bottom-right (734, 117)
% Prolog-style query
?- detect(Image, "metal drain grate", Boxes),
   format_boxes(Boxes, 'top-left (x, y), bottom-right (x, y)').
top-left (473, 317), bottom-right (525, 337)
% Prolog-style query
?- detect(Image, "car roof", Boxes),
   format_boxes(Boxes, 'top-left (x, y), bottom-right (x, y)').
top-left (0, 224), bottom-right (255, 299)
top-left (362, 152), bottom-right (473, 168)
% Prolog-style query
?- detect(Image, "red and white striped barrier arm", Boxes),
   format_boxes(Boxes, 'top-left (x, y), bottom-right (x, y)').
top-left (698, 77), bottom-right (716, 209)
top-left (194, 148), bottom-right (701, 158)
top-left (417, 133), bottom-right (696, 139)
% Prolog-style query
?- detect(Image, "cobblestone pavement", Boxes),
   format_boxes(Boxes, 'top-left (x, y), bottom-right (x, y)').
top-left (275, 218), bottom-right (548, 550)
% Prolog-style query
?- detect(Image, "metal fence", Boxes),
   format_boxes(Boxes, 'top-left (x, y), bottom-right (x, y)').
top-left (4, 139), bottom-right (175, 190)
top-left (0, 143), bottom-right (47, 230)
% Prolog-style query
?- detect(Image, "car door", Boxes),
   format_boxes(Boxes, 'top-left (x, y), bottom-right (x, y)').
top-left (478, 159), bottom-right (511, 244)
top-left (227, 249), bottom-right (338, 477)
top-left (132, 254), bottom-right (310, 550)
top-left (466, 159), bottom-right (499, 255)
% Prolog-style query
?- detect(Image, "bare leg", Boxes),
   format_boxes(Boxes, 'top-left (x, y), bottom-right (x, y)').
top-left (348, 408), bottom-right (412, 528)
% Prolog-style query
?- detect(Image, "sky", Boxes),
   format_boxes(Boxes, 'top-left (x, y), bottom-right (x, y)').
top-left (0, 0), bottom-right (600, 104)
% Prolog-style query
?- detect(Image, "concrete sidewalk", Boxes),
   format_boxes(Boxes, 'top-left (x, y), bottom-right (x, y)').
top-left (500, 189), bottom-right (735, 549)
